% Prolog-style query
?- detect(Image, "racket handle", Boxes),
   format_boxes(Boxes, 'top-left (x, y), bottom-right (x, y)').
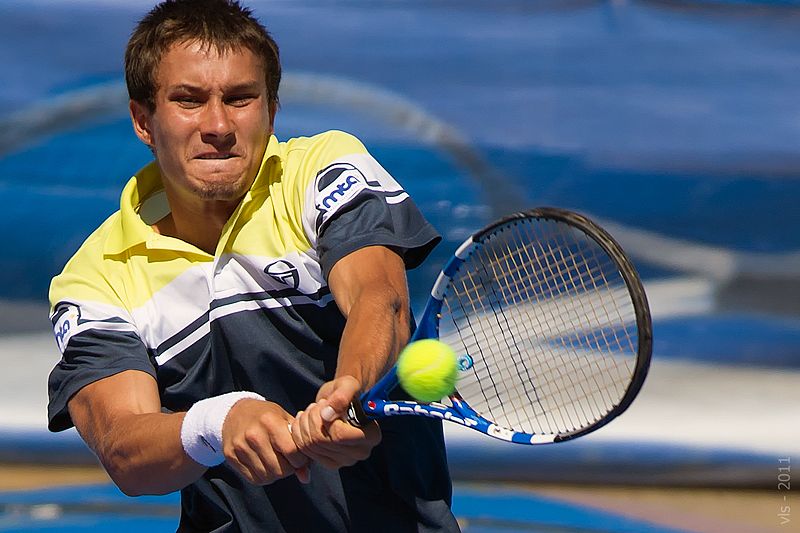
top-left (346, 400), bottom-right (368, 427)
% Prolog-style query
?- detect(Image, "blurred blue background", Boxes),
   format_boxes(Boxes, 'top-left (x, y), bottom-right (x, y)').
top-left (1, 0), bottom-right (798, 489)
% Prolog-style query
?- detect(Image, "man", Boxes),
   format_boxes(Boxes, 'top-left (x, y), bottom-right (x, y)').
top-left (46, 0), bottom-right (459, 531)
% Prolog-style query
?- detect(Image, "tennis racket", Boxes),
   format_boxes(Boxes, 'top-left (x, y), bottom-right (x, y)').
top-left (347, 207), bottom-right (652, 444)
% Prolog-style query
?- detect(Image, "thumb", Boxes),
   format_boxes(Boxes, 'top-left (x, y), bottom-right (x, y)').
top-left (320, 376), bottom-right (360, 422)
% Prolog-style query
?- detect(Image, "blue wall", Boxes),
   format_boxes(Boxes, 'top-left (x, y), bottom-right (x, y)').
top-left (1, 0), bottom-right (798, 368)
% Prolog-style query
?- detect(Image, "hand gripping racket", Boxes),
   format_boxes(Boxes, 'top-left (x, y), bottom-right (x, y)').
top-left (347, 207), bottom-right (652, 444)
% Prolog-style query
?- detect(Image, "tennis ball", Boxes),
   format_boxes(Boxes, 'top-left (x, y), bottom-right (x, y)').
top-left (396, 339), bottom-right (458, 402)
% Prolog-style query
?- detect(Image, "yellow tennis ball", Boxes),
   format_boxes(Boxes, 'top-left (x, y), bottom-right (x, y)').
top-left (396, 339), bottom-right (458, 402)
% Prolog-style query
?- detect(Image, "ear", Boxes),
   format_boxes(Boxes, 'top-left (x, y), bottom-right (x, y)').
top-left (129, 100), bottom-right (155, 148)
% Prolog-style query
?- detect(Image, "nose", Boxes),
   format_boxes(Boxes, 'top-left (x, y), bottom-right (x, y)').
top-left (200, 99), bottom-right (235, 145)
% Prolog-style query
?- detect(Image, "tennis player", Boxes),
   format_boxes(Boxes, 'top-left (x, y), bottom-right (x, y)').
top-left (46, 0), bottom-right (459, 531)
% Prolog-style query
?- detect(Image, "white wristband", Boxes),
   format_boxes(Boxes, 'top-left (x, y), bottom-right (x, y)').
top-left (180, 391), bottom-right (265, 467)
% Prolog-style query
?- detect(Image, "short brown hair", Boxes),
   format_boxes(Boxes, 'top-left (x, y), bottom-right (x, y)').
top-left (125, 0), bottom-right (281, 111)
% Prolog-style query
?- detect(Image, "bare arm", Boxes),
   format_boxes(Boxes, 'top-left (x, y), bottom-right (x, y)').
top-left (68, 370), bottom-right (203, 496)
top-left (329, 245), bottom-right (411, 388)
top-left (69, 370), bottom-right (309, 495)
top-left (291, 245), bottom-right (410, 468)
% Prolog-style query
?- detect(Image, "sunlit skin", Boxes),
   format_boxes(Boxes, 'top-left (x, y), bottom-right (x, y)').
top-left (129, 40), bottom-right (274, 252)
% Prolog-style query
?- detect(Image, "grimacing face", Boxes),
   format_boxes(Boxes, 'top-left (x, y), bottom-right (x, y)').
top-left (130, 40), bottom-right (274, 207)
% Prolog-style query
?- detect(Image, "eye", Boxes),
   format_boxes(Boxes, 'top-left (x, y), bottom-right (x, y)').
top-left (226, 94), bottom-right (256, 107)
top-left (172, 95), bottom-right (201, 108)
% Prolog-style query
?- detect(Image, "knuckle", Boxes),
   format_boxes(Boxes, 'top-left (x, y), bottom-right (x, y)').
top-left (229, 438), bottom-right (247, 456)
top-left (258, 412), bottom-right (275, 427)
top-left (243, 430), bottom-right (263, 448)
top-left (292, 437), bottom-right (307, 452)
top-left (274, 440), bottom-right (296, 457)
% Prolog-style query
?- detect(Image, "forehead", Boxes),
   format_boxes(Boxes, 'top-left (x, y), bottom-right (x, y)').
top-left (155, 40), bottom-right (266, 89)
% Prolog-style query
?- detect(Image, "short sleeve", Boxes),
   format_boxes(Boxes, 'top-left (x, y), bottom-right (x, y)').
top-left (47, 271), bottom-right (156, 432)
top-left (301, 134), bottom-right (441, 278)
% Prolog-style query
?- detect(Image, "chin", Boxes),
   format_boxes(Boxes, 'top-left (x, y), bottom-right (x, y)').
top-left (192, 173), bottom-right (251, 201)
top-left (196, 182), bottom-right (249, 201)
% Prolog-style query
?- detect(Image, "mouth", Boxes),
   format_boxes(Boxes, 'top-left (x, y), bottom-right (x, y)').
top-left (194, 152), bottom-right (239, 160)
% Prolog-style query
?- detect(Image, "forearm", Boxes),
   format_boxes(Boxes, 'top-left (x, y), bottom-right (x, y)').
top-left (327, 246), bottom-right (412, 392)
top-left (90, 411), bottom-right (205, 496)
top-left (68, 371), bottom-right (204, 496)
top-left (335, 283), bottom-right (409, 390)
top-left (293, 247), bottom-right (408, 466)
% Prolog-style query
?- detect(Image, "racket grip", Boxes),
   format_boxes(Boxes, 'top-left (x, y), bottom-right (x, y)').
top-left (346, 400), bottom-right (368, 427)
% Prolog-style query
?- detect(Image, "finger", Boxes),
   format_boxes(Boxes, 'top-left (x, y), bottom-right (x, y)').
top-left (329, 420), bottom-right (381, 464)
top-left (315, 381), bottom-right (336, 403)
top-left (301, 422), bottom-right (379, 466)
top-left (293, 407), bottom-right (344, 467)
top-left (271, 452), bottom-right (297, 482)
top-left (306, 403), bottom-right (331, 443)
top-left (286, 420), bottom-right (312, 484)
top-left (295, 406), bottom-right (335, 465)
top-left (289, 412), bottom-right (306, 448)
top-left (229, 439), bottom-right (269, 484)
top-left (296, 413), bottom-right (377, 452)
top-left (243, 428), bottom-right (297, 485)
top-left (294, 402), bottom-right (378, 469)
top-left (251, 442), bottom-right (295, 484)
top-left (320, 401), bottom-right (338, 423)
top-left (292, 416), bottom-right (381, 469)
top-left (297, 404), bottom-right (317, 446)
top-left (321, 378), bottom-right (360, 421)
top-left (289, 418), bottom-right (339, 467)
top-left (325, 419), bottom-right (381, 446)
top-left (275, 418), bottom-right (310, 471)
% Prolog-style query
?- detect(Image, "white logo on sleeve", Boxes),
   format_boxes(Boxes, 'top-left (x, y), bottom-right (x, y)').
top-left (315, 164), bottom-right (370, 217)
top-left (53, 305), bottom-right (81, 353)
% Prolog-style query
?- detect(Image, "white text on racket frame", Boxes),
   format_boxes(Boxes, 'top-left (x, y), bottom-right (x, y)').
top-left (382, 403), bottom-right (479, 427)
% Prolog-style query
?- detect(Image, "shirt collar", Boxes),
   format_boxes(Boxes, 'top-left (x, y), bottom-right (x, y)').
top-left (103, 134), bottom-right (282, 255)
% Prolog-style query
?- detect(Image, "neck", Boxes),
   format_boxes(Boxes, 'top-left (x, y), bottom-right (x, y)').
top-left (154, 194), bottom-right (242, 255)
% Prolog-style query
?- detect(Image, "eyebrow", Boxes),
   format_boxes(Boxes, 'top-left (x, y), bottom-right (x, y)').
top-left (167, 82), bottom-right (263, 94)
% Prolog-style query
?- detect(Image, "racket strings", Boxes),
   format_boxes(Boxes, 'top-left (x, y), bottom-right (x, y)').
top-left (540, 231), bottom-right (635, 404)
top-left (479, 258), bottom-right (543, 404)
top-left (453, 269), bottom-right (524, 430)
top-left (518, 228), bottom-right (636, 424)
top-left (440, 218), bottom-right (640, 436)
top-left (500, 237), bottom-right (601, 431)
top-left (487, 241), bottom-right (568, 432)
top-left (507, 233), bottom-right (634, 427)
top-left (503, 234), bottom-right (625, 431)
top-left (559, 231), bottom-right (638, 357)
top-left (479, 235), bottom-right (625, 339)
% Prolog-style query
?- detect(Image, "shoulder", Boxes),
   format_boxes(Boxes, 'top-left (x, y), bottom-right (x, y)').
top-left (285, 130), bottom-right (367, 153)
top-left (282, 130), bottom-right (369, 174)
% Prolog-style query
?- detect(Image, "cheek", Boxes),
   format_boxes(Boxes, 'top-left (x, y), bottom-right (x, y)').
top-left (239, 107), bottom-right (271, 136)
top-left (152, 116), bottom-right (194, 154)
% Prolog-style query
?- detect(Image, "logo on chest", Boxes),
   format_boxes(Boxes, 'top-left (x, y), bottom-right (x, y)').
top-left (264, 260), bottom-right (300, 290)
